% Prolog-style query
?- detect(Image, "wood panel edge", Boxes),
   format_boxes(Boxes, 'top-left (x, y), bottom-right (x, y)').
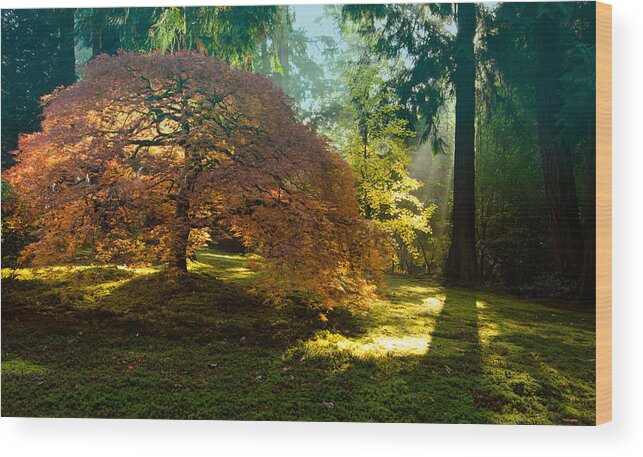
top-left (595, 0), bottom-right (612, 426)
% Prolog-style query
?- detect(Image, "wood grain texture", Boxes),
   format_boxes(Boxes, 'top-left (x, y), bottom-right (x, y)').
top-left (596, 1), bottom-right (612, 426)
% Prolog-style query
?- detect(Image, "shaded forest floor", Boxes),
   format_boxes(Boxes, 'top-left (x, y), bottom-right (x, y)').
top-left (1, 248), bottom-right (595, 424)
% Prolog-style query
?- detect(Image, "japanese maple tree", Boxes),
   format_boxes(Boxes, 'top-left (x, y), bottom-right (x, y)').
top-left (6, 52), bottom-right (389, 307)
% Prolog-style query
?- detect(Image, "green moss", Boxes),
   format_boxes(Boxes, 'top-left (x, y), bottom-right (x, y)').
top-left (2, 359), bottom-right (48, 376)
top-left (1, 249), bottom-right (595, 423)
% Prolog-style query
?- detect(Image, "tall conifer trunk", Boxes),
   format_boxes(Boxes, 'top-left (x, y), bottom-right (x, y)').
top-left (445, 3), bottom-right (479, 283)
top-left (578, 122), bottom-right (596, 305)
top-left (57, 8), bottom-right (76, 86)
top-left (277, 6), bottom-right (290, 92)
top-left (533, 11), bottom-right (583, 278)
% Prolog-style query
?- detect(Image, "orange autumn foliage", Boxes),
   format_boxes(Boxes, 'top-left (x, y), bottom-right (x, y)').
top-left (6, 52), bottom-right (390, 308)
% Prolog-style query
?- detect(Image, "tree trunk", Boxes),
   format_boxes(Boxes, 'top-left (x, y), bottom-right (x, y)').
top-left (578, 122), bottom-right (596, 306)
top-left (277, 6), bottom-right (290, 92)
top-left (444, 3), bottom-right (479, 283)
top-left (533, 11), bottom-right (584, 278)
top-left (169, 186), bottom-right (190, 273)
top-left (167, 76), bottom-right (195, 274)
top-left (56, 8), bottom-right (76, 86)
top-left (91, 9), bottom-right (121, 57)
top-left (418, 238), bottom-right (431, 274)
top-left (260, 30), bottom-right (271, 74)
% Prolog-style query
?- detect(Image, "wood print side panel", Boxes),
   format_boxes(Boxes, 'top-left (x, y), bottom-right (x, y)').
top-left (596, 1), bottom-right (612, 426)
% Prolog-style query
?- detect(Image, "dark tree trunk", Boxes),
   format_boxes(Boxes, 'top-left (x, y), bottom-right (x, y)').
top-left (169, 181), bottom-right (190, 273)
top-left (578, 122), bottom-right (596, 306)
top-left (533, 11), bottom-right (584, 279)
top-left (444, 3), bottom-right (479, 283)
top-left (167, 77), bottom-right (195, 274)
top-left (91, 9), bottom-right (121, 57)
top-left (56, 8), bottom-right (76, 86)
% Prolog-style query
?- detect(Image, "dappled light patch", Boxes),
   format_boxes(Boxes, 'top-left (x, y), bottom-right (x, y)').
top-left (293, 278), bottom-right (447, 358)
top-left (423, 296), bottom-right (445, 309)
top-left (2, 359), bottom-right (48, 376)
top-left (302, 331), bottom-right (431, 358)
top-left (189, 250), bottom-right (259, 284)
top-left (299, 290), bottom-right (446, 358)
top-left (476, 300), bottom-right (500, 344)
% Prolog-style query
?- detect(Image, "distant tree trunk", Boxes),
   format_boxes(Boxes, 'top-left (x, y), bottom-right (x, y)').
top-left (56, 8), bottom-right (76, 86)
top-left (578, 122), bottom-right (596, 306)
top-left (91, 9), bottom-right (121, 57)
top-left (418, 239), bottom-right (431, 274)
top-left (277, 6), bottom-right (290, 92)
top-left (445, 3), bottom-right (479, 283)
top-left (260, 29), bottom-right (271, 74)
top-left (533, 11), bottom-right (583, 278)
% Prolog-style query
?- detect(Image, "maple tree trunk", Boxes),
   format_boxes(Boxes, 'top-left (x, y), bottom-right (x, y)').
top-left (444, 3), bottom-right (479, 283)
top-left (169, 198), bottom-right (190, 273)
top-left (168, 169), bottom-right (192, 273)
top-left (533, 12), bottom-right (583, 278)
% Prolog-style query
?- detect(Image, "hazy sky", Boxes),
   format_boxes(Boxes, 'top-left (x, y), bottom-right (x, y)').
top-left (292, 4), bottom-right (339, 39)
top-left (291, 4), bottom-right (342, 64)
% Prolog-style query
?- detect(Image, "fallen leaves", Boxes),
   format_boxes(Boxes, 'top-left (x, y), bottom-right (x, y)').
top-left (322, 400), bottom-right (335, 410)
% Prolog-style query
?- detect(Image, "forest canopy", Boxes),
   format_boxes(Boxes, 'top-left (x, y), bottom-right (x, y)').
top-left (1, 3), bottom-right (597, 305)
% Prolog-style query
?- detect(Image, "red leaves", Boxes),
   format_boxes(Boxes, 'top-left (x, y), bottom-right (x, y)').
top-left (7, 52), bottom-right (390, 308)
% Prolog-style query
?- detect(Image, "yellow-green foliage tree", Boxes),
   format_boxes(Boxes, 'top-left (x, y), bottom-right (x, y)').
top-left (339, 66), bottom-right (435, 270)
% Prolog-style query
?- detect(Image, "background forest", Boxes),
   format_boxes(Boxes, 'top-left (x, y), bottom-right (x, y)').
top-left (1, 3), bottom-right (598, 424)
top-left (1, 3), bottom-right (596, 301)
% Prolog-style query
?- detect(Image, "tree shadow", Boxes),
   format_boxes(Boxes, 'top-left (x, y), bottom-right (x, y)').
top-left (2, 266), bottom-right (136, 320)
top-left (406, 290), bottom-right (492, 423)
top-left (268, 287), bottom-right (496, 423)
top-left (14, 269), bottom-right (366, 350)
top-left (470, 297), bottom-right (597, 424)
top-left (2, 263), bottom-right (379, 419)
top-left (74, 271), bottom-right (327, 347)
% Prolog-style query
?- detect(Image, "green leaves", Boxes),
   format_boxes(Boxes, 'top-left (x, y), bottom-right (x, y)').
top-left (338, 64), bottom-right (434, 267)
top-left (340, 3), bottom-right (453, 152)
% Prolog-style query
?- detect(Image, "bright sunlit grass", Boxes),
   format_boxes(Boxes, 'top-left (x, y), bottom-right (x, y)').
top-left (300, 289), bottom-right (444, 358)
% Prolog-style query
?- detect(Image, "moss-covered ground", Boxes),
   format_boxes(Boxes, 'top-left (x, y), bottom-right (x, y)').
top-left (1, 249), bottom-right (596, 424)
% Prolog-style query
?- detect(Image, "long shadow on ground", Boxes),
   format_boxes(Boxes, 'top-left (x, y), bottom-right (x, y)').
top-left (414, 291), bottom-right (491, 423)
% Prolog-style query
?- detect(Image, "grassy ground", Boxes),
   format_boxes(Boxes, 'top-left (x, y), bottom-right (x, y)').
top-left (1, 249), bottom-right (596, 424)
